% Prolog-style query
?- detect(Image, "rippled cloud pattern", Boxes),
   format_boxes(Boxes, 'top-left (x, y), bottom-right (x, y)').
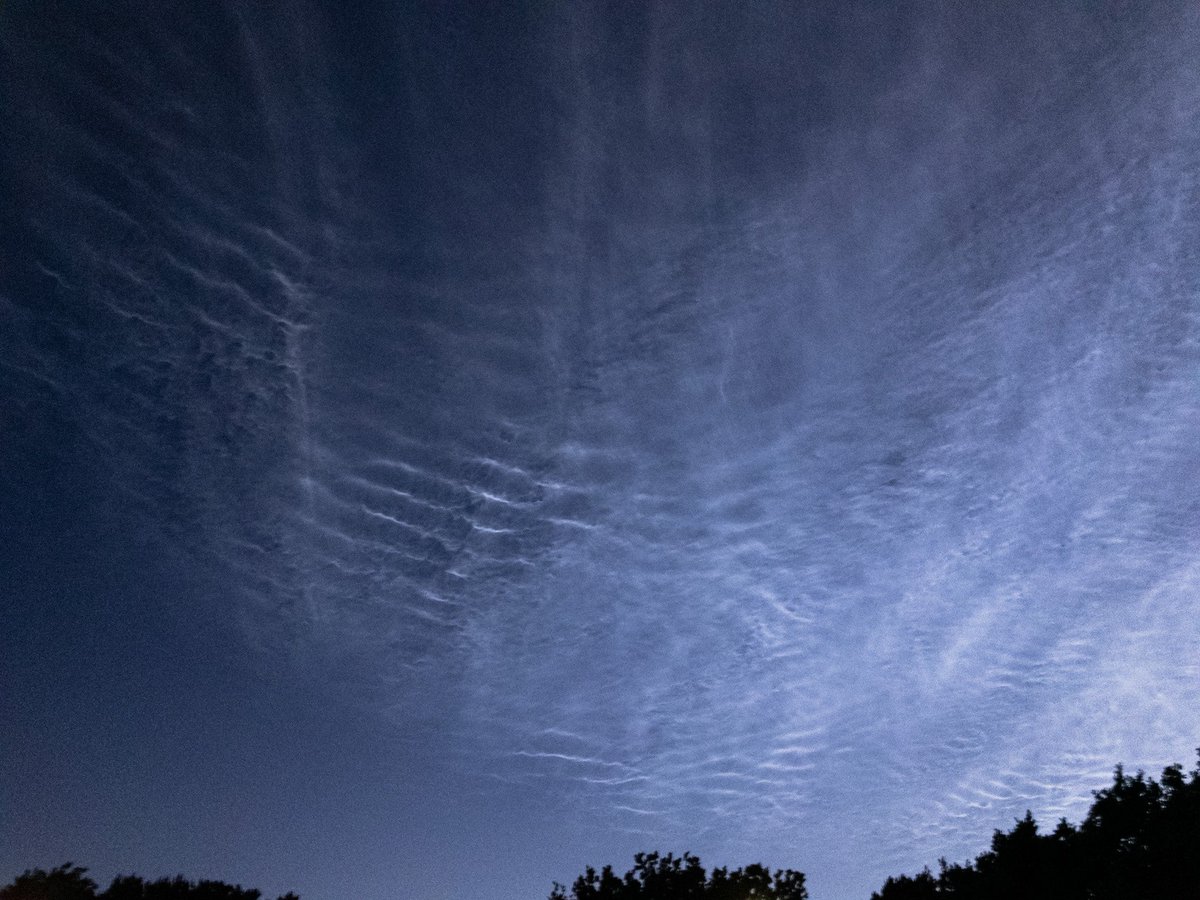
top-left (3, 3), bottom-right (1198, 897)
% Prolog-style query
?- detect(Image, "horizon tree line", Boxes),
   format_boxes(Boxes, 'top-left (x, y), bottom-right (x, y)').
top-left (4, 749), bottom-right (1197, 900)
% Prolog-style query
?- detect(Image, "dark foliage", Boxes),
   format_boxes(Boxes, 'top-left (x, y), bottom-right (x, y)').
top-left (872, 750), bottom-right (1200, 900)
top-left (0, 865), bottom-right (96, 900)
top-left (0, 866), bottom-right (297, 900)
top-left (548, 851), bottom-right (807, 900)
top-left (7, 752), bottom-right (1197, 900)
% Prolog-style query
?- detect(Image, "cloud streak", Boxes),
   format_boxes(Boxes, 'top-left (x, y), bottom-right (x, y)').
top-left (4, 3), bottom-right (1198, 898)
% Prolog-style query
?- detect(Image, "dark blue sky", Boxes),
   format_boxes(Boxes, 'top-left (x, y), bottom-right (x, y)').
top-left (3, 3), bottom-right (1199, 899)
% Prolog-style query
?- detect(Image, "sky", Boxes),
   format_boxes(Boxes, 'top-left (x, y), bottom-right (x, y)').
top-left (2, 2), bottom-right (1199, 899)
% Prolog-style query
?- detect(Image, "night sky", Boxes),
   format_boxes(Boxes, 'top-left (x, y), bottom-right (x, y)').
top-left (2, 3), bottom-right (1199, 899)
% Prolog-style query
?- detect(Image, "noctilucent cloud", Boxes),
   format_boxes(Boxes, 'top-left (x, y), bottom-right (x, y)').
top-left (2, 3), bottom-right (1198, 899)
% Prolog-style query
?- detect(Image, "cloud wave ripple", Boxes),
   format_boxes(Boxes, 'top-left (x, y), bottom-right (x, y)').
top-left (4, 3), bottom-right (1198, 896)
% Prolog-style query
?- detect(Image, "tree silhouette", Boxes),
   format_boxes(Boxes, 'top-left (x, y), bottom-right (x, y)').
top-left (0, 868), bottom-right (297, 900)
top-left (0, 865), bottom-right (97, 900)
top-left (7, 750), bottom-right (1197, 900)
top-left (872, 749), bottom-right (1200, 900)
top-left (548, 851), bottom-right (807, 900)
